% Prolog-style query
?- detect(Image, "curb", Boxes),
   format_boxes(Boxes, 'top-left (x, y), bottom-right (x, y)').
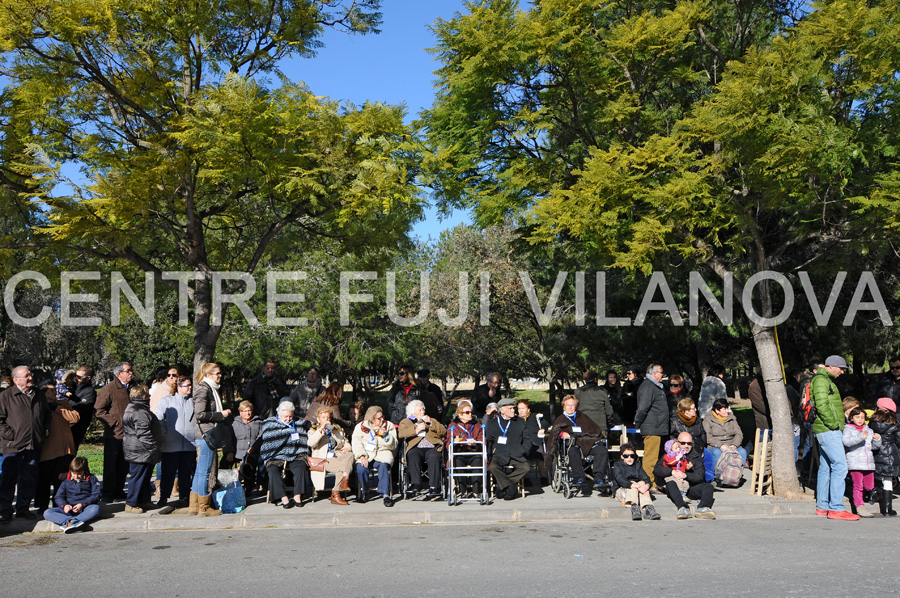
top-left (20, 498), bottom-right (819, 533)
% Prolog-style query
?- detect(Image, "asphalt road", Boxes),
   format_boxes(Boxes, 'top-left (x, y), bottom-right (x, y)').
top-left (2, 518), bottom-right (897, 596)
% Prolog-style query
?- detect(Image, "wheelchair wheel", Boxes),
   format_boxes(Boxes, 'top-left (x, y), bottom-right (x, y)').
top-left (562, 483), bottom-right (574, 499)
top-left (550, 463), bottom-right (562, 493)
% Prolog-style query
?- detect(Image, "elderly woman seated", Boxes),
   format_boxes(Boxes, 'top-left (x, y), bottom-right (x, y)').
top-left (445, 400), bottom-right (485, 497)
top-left (259, 401), bottom-right (310, 509)
top-left (398, 399), bottom-right (447, 499)
top-left (702, 398), bottom-right (748, 470)
top-left (351, 406), bottom-right (398, 507)
top-left (307, 406), bottom-right (354, 505)
top-left (546, 394), bottom-right (610, 496)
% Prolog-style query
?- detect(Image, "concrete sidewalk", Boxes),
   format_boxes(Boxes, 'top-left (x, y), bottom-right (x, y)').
top-left (3, 481), bottom-right (821, 535)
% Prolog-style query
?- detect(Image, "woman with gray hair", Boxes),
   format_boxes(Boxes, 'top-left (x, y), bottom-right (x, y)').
top-left (398, 399), bottom-right (446, 499)
top-left (122, 385), bottom-right (162, 513)
top-left (259, 401), bottom-right (310, 508)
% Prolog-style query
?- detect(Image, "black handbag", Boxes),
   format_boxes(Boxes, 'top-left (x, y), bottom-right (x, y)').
top-left (203, 421), bottom-right (232, 451)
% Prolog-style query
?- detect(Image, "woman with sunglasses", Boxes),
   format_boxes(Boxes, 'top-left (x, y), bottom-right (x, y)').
top-left (446, 400), bottom-right (485, 497)
top-left (612, 443), bottom-right (660, 520)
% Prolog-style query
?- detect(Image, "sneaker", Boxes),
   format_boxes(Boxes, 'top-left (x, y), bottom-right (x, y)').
top-left (60, 521), bottom-right (74, 533)
top-left (676, 506), bottom-right (692, 520)
top-left (695, 507), bottom-right (717, 520)
top-left (631, 504), bottom-right (642, 521)
top-left (827, 510), bottom-right (860, 521)
top-left (643, 505), bottom-right (661, 520)
top-left (63, 519), bottom-right (84, 533)
top-left (815, 508), bottom-right (829, 516)
top-left (124, 505), bottom-right (144, 514)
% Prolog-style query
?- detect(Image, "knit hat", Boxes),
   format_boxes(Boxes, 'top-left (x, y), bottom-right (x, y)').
top-left (664, 439), bottom-right (677, 453)
top-left (877, 398), bottom-right (897, 412)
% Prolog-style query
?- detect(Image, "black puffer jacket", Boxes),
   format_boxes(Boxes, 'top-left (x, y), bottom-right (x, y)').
top-left (612, 457), bottom-right (651, 490)
top-left (870, 420), bottom-right (900, 478)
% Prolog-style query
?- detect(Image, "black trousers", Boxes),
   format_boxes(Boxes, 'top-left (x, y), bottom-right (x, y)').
top-left (567, 442), bottom-right (609, 481)
top-left (407, 446), bottom-right (442, 489)
top-left (102, 437), bottom-right (128, 499)
top-left (34, 455), bottom-right (73, 511)
top-left (664, 480), bottom-right (714, 509)
top-left (267, 459), bottom-right (309, 502)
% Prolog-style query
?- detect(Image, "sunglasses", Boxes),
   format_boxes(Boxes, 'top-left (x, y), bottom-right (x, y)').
top-left (399, 371), bottom-right (409, 376)
top-left (167, 373), bottom-right (177, 378)
top-left (622, 454), bottom-right (637, 459)
top-left (891, 366), bottom-right (900, 371)
top-left (681, 442), bottom-right (694, 446)
top-left (670, 384), bottom-right (682, 388)
top-left (460, 411), bottom-right (472, 414)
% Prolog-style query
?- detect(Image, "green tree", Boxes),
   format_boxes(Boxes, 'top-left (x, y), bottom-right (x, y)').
top-left (0, 0), bottom-right (421, 374)
top-left (423, 0), bottom-right (900, 497)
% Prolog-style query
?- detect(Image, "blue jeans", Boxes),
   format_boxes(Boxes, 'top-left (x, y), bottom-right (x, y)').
top-left (356, 461), bottom-right (391, 497)
top-left (43, 504), bottom-right (101, 527)
top-left (703, 448), bottom-right (716, 482)
top-left (0, 449), bottom-right (40, 517)
top-left (816, 430), bottom-right (849, 512)
top-left (191, 440), bottom-right (216, 495)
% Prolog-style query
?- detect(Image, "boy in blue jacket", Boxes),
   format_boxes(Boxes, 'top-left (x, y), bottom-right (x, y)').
top-left (42, 456), bottom-right (101, 533)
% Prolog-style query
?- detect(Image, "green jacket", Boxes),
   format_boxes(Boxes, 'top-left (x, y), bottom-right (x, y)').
top-left (810, 367), bottom-right (843, 434)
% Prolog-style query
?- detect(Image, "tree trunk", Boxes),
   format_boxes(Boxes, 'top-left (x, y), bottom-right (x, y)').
top-left (752, 327), bottom-right (802, 498)
top-left (192, 273), bottom-right (222, 379)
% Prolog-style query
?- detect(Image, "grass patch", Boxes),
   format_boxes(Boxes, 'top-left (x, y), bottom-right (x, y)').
top-left (78, 444), bottom-right (105, 476)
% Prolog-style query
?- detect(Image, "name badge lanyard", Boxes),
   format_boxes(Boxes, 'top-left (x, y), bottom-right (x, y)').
top-left (564, 413), bottom-right (582, 433)
top-left (498, 418), bottom-right (510, 438)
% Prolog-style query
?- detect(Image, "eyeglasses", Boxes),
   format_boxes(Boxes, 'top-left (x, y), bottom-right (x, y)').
top-left (178, 383), bottom-right (192, 388)
top-left (460, 410), bottom-right (472, 415)
top-left (670, 384), bottom-right (682, 388)
top-left (622, 454), bottom-right (636, 459)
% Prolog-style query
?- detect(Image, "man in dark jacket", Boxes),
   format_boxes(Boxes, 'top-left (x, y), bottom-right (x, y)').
top-left (387, 366), bottom-right (419, 425)
top-left (485, 398), bottom-right (531, 500)
top-left (94, 362), bottom-right (133, 501)
top-left (243, 360), bottom-right (289, 420)
top-left (69, 365), bottom-right (97, 451)
top-left (748, 373), bottom-right (772, 432)
top-left (0, 366), bottom-right (49, 523)
top-left (654, 431), bottom-right (716, 519)
top-left (574, 370), bottom-right (613, 432)
top-left (471, 372), bottom-right (501, 419)
top-left (872, 356), bottom-right (900, 412)
top-left (635, 364), bottom-right (670, 487)
top-left (288, 365), bottom-right (324, 419)
top-left (417, 369), bottom-right (445, 419)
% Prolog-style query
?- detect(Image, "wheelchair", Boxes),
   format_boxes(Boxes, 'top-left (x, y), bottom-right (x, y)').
top-left (446, 439), bottom-right (489, 506)
top-left (399, 438), bottom-right (445, 501)
top-left (550, 435), bottom-right (611, 499)
top-left (550, 436), bottom-right (577, 499)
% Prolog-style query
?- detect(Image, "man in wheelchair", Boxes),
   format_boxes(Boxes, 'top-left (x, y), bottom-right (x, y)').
top-left (546, 394), bottom-right (611, 496)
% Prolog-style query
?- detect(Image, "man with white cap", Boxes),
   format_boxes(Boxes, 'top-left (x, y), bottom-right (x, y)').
top-left (812, 355), bottom-right (858, 521)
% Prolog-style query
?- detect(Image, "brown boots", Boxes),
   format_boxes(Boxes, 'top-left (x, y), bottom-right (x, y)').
top-left (197, 494), bottom-right (221, 516)
top-left (187, 492), bottom-right (199, 515)
top-left (330, 490), bottom-right (349, 505)
top-left (337, 476), bottom-right (351, 492)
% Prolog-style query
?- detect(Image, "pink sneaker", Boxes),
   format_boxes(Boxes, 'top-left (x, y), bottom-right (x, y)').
top-left (827, 510), bottom-right (860, 521)
top-left (815, 508), bottom-right (828, 516)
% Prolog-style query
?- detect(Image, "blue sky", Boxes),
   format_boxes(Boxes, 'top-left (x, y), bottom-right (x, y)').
top-left (278, 0), bottom-right (472, 242)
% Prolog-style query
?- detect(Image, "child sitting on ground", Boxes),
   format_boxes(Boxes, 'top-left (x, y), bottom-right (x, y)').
top-left (663, 439), bottom-right (690, 499)
top-left (42, 456), bottom-right (101, 533)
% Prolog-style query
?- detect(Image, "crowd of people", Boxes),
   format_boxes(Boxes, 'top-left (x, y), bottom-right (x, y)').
top-left (1, 353), bottom-right (899, 531)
